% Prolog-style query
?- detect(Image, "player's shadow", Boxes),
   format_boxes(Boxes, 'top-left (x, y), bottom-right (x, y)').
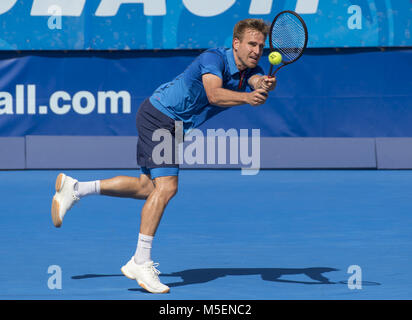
top-left (126, 267), bottom-right (340, 293)
top-left (72, 267), bottom-right (338, 284)
top-left (164, 267), bottom-right (338, 286)
top-left (72, 267), bottom-right (381, 293)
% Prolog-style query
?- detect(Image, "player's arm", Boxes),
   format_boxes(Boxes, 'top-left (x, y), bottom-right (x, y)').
top-left (248, 74), bottom-right (277, 92)
top-left (202, 73), bottom-right (268, 107)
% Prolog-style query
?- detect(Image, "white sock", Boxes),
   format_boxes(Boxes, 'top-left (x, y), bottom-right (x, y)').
top-left (74, 180), bottom-right (100, 198)
top-left (134, 233), bottom-right (154, 265)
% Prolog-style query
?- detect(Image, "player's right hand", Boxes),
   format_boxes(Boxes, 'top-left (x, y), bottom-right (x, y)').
top-left (248, 88), bottom-right (268, 106)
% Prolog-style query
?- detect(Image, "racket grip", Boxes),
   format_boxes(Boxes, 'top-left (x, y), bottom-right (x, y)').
top-left (268, 64), bottom-right (273, 77)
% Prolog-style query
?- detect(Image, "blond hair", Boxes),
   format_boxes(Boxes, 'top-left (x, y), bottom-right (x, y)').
top-left (233, 18), bottom-right (270, 42)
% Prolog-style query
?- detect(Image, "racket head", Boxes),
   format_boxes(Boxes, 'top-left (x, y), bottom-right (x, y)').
top-left (268, 10), bottom-right (308, 76)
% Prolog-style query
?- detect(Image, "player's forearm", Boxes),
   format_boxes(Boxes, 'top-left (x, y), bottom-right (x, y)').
top-left (207, 87), bottom-right (249, 107)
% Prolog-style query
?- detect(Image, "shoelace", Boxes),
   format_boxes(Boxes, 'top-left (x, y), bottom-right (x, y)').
top-left (72, 182), bottom-right (80, 203)
top-left (146, 263), bottom-right (162, 282)
top-left (68, 193), bottom-right (80, 210)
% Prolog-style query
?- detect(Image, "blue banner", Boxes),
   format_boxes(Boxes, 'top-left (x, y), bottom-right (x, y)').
top-left (0, 0), bottom-right (411, 50)
top-left (1, 49), bottom-right (412, 137)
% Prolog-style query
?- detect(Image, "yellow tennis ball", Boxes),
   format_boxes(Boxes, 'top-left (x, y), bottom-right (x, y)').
top-left (269, 51), bottom-right (282, 65)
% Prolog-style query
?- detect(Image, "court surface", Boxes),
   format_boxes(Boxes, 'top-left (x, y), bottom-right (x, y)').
top-left (0, 169), bottom-right (411, 300)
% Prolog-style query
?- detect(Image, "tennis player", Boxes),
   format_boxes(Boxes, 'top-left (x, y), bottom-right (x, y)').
top-left (51, 19), bottom-right (277, 294)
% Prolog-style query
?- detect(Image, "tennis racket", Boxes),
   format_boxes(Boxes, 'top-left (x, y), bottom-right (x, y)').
top-left (268, 10), bottom-right (308, 77)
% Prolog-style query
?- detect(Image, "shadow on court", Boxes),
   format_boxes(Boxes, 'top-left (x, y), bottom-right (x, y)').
top-left (160, 267), bottom-right (340, 287)
top-left (72, 267), bottom-right (367, 293)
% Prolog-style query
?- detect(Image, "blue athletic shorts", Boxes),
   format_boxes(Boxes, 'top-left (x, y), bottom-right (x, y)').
top-left (136, 98), bottom-right (179, 179)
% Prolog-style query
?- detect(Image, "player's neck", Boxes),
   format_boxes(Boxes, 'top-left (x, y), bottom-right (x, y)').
top-left (237, 64), bottom-right (247, 72)
top-left (233, 53), bottom-right (248, 72)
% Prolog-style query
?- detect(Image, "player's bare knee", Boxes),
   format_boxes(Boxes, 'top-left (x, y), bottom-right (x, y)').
top-left (162, 183), bottom-right (178, 200)
top-left (156, 181), bottom-right (178, 201)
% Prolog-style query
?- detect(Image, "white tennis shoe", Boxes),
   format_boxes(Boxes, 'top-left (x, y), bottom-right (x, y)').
top-left (121, 258), bottom-right (170, 294)
top-left (51, 173), bottom-right (80, 228)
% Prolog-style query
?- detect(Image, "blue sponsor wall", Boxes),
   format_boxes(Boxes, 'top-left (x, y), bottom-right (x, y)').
top-left (0, 0), bottom-right (411, 169)
top-left (1, 48), bottom-right (411, 169)
top-left (1, 48), bottom-right (411, 137)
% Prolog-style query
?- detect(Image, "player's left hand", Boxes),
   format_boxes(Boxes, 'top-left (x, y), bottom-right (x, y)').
top-left (260, 76), bottom-right (277, 91)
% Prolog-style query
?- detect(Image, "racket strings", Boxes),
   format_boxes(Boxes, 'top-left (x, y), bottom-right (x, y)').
top-left (271, 13), bottom-right (306, 62)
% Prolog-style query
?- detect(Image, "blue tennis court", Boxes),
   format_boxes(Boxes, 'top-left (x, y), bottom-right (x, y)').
top-left (1, 169), bottom-right (411, 300)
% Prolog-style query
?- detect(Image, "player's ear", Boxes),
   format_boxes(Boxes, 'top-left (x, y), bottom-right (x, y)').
top-left (233, 37), bottom-right (240, 51)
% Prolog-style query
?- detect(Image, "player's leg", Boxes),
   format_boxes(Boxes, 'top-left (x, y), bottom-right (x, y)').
top-left (132, 174), bottom-right (178, 266)
top-left (131, 98), bottom-right (180, 261)
top-left (139, 175), bottom-right (178, 236)
top-left (121, 173), bottom-right (178, 294)
top-left (51, 172), bottom-right (154, 228)
top-left (99, 173), bottom-right (155, 200)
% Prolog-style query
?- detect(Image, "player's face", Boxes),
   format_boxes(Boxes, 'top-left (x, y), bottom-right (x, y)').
top-left (233, 29), bottom-right (266, 70)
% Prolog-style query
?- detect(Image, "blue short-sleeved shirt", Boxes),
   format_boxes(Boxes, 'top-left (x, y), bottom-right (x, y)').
top-left (149, 47), bottom-right (264, 133)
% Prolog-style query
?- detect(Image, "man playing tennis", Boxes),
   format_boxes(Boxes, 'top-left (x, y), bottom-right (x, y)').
top-left (51, 19), bottom-right (276, 294)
